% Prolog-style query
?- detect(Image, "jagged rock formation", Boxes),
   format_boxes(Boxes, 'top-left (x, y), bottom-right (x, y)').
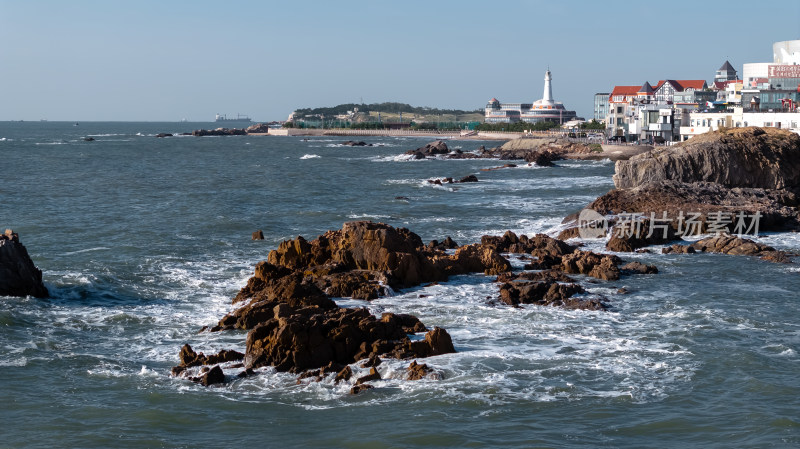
top-left (613, 127), bottom-right (800, 191)
top-left (563, 128), bottom-right (800, 251)
top-left (0, 230), bottom-right (48, 298)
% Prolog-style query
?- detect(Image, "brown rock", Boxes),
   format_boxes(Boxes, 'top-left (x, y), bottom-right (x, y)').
top-left (561, 250), bottom-right (622, 281)
top-left (252, 230), bottom-right (265, 240)
top-left (404, 140), bottom-right (450, 157)
top-left (407, 360), bottom-right (432, 380)
top-left (334, 365), bottom-right (352, 384)
top-left (350, 384), bottom-right (374, 394)
top-left (662, 244), bottom-right (696, 254)
top-left (690, 234), bottom-right (792, 263)
top-left (355, 367), bottom-right (381, 385)
top-left (613, 127), bottom-right (800, 191)
top-left (197, 365), bottom-right (225, 386)
top-left (620, 261), bottom-right (658, 274)
top-left (360, 355), bottom-right (382, 368)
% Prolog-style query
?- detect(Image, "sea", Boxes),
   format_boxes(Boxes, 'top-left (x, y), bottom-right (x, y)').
top-left (1, 121), bottom-right (799, 448)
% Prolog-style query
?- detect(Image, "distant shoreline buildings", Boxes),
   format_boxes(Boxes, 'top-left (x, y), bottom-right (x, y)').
top-left (594, 39), bottom-right (800, 143)
top-left (485, 70), bottom-right (580, 125)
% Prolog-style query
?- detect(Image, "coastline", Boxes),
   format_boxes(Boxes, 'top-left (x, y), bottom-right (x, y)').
top-left (253, 128), bottom-right (526, 141)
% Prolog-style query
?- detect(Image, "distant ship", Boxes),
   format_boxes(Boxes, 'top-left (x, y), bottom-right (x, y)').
top-left (215, 113), bottom-right (252, 123)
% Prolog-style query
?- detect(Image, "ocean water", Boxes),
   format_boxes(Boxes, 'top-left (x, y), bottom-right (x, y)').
top-left (1, 121), bottom-right (799, 448)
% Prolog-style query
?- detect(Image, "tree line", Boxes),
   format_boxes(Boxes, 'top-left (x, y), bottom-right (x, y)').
top-left (294, 102), bottom-right (482, 117)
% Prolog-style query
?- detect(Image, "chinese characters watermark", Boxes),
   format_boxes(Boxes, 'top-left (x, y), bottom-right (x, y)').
top-left (577, 210), bottom-right (761, 239)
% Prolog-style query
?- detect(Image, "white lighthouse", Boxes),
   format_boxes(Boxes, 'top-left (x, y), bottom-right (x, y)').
top-left (541, 69), bottom-right (555, 105)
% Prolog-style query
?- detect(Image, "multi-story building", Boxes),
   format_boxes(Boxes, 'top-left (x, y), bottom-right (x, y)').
top-left (600, 41), bottom-right (800, 143)
top-left (653, 80), bottom-right (708, 104)
top-left (593, 93), bottom-right (609, 121)
top-left (485, 70), bottom-right (579, 124)
top-left (680, 108), bottom-right (800, 140)
top-left (714, 61), bottom-right (738, 84)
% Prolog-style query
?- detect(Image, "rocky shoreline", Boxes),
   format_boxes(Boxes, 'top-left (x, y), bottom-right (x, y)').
top-left (164, 127), bottom-right (799, 391)
top-left (170, 222), bottom-right (660, 389)
top-left (561, 127), bottom-right (800, 249)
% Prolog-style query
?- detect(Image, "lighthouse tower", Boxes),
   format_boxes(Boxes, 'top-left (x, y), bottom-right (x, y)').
top-left (541, 69), bottom-right (555, 105)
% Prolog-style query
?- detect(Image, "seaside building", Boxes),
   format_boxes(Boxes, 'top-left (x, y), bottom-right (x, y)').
top-left (594, 93), bottom-right (609, 121)
top-left (598, 40), bottom-right (800, 143)
top-left (679, 108), bottom-right (800, 139)
top-left (485, 70), bottom-right (579, 124)
top-left (714, 61), bottom-right (738, 84)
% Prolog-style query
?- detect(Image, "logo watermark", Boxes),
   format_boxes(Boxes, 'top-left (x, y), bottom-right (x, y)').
top-left (577, 210), bottom-right (762, 239)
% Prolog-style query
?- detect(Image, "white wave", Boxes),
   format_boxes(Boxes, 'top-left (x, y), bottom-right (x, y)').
top-left (346, 213), bottom-right (392, 220)
top-left (61, 247), bottom-right (110, 256)
top-left (300, 154), bottom-right (321, 159)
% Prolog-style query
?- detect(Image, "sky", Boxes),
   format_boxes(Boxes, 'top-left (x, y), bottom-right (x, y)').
top-left (1, 0), bottom-right (799, 122)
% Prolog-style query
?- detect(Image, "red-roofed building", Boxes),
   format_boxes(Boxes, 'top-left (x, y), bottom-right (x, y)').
top-left (653, 80), bottom-right (708, 103)
top-left (609, 86), bottom-right (641, 104)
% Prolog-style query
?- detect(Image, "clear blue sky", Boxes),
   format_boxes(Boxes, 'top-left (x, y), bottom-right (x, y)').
top-left (1, 0), bottom-right (798, 122)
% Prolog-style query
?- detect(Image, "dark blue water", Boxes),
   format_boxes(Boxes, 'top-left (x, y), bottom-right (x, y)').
top-left (1, 122), bottom-right (799, 448)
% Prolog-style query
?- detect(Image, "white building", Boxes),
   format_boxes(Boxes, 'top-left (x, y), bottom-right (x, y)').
top-left (679, 108), bottom-right (800, 140)
top-left (485, 70), bottom-right (579, 124)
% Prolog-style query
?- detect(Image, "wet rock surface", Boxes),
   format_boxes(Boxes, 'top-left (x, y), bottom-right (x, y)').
top-left (173, 224), bottom-right (666, 385)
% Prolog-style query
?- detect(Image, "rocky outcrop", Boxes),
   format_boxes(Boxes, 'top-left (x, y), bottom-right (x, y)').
top-left (243, 307), bottom-right (455, 373)
top-left (661, 244), bottom-right (696, 254)
top-left (0, 230), bottom-right (48, 298)
top-left (564, 128), bottom-right (800, 252)
top-left (427, 175), bottom-right (479, 185)
top-left (588, 181), bottom-right (800, 234)
top-left (403, 138), bottom-right (595, 163)
top-left (264, 221), bottom-right (510, 290)
top-left (170, 344), bottom-right (244, 377)
top-left (245, 123), bottom-right (271, 133)
top-left (174, 221), bottom-right (523, 383)
top-left (613, 127), bottom-right (800, 191)
top-left (341, 141), bottom-right (372, 147)
top-left (690, 234), bottom-right (792, 263)
top-left (407, 360), bottom-right (434, 380)
top-left (405, 140), bottom-right (451, 158)
top-left (192, 127), bottom-right (247, 136)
